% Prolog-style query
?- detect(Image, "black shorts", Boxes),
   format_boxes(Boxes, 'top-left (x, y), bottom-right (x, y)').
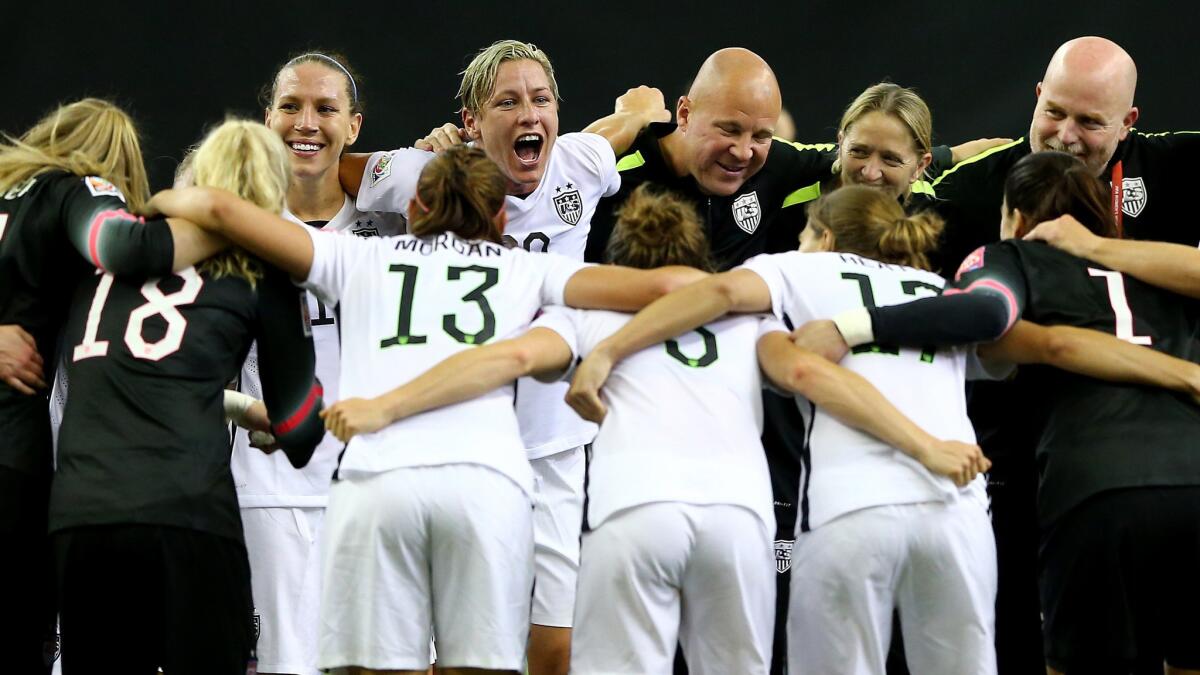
top-left (1040, 486), bottom-right (1200, 674)
top-left (0, 465), bottom-right (56, 674)
top-left (54, 524), bottom-right (255, 675)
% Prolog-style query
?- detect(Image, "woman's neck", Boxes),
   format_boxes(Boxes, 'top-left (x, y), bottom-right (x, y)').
top-left (287, 170), bottom-right (345, 222)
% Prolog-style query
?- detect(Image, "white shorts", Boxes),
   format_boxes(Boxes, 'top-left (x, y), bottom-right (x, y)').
top-left (242, 507), bottom-right (324, 675)
top-left (787, 498), bottom-right (997, 675)
top-left (530, 445), bottom-right (586, 627)
top-left (318, 464), bottom-right (533, 671)
top-left (571, 502), bottom-right (775, 675)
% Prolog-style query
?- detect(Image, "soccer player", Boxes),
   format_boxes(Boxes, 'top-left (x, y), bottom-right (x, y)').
top-left (922, 36), bottom-right (1200, 671)
top-left (50, 120), bottom-right (325, 674)
top-left (229, 50), bottom-right (407, 675)
top-left (145, 144), bottom-right (705, 675)
top-left (317, 184), bottom-right (992, 675)
top-left (336, 40), bottom-right (668, 674)
top-left (567, 179), bottom-right (1200, 675)
top-left (809, 151), bottom-right (1200, 675)
top-left (0, 98), bottom-right (223, 672)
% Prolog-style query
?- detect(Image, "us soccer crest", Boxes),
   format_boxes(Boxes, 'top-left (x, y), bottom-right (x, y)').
top-left (733, 191), bottom-right (762, 234)
top-left (553, 183), bottom-right (583, 226)
top-left (353, 219), bottom-right (379, 237)
top-left (774, 539), bottom-right (794, 573)
top-left (1121, 176), bottom-right (1147, 217)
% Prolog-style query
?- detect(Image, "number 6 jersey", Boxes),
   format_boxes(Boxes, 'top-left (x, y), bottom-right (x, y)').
top-left (300, 227), bottom-right (586, 495)
top-left (740, 251), bottom-right (982, 533)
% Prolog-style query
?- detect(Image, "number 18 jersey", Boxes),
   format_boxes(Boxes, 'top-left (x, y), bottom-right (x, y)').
top-left (741, 251), bottom-right (981, 532)
top-left (301, 228), bottom-right (586, 494)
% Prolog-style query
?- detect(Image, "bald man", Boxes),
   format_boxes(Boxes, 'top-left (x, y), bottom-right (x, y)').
top-left (585, 48), bottom-right (837, 270)
top-left (899, 36), bottom-right (1200, 675)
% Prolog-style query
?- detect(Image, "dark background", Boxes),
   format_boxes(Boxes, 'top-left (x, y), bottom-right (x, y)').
top-left (5, 1), bottom-right (1196, 190)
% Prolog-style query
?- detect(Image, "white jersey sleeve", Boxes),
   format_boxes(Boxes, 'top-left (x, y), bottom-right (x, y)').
top-left (301, 227), bottom-right (372, 307)
top-left (570, 132), bottom-right (621, 198)
top-left (355, 149), bottom-right (434, 214)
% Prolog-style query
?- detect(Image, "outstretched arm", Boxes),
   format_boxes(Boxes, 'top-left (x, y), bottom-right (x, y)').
top-left (1025, 215), bottom-right (1200, 299)
top-left (147, 187), bottom-right (315, 280)
top-left (566, 269), bottom-right (771, 421)
top-left (322, 328), bottom-right (573, 441)
top-left (758, 331), bottom-right (989, 486)
top-left (582, 86), bottom-right (671, 155)
top-left (980, 320), bottom-right (1200, 401)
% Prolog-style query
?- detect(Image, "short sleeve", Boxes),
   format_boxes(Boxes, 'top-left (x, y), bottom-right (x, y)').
top-left (531, 306), bottom-right (583, 383)
top-left (737, 254), bottom-right (787, 321)
top-left (532, 251), bottom-right (591, 306)
top-left (947, 242), bottom-right (1029, 326)
top-left (355, 149), bottom-right (434, 214)
top-left (300, 227), bottom-right (370, 307)
top-left (569, 132), bottom-right (621, 198)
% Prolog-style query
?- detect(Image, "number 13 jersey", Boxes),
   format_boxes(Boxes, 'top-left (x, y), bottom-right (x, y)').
top-left (301, 228), bottom-right (586, 495)
top-left (357, 134), bottom-right (620, 459)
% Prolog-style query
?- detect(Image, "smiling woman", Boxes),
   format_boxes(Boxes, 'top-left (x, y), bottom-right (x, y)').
top-left (231, 50), bottom-right (407, 675)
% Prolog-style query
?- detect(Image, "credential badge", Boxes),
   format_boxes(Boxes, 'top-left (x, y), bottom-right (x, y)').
top-left (774, 539), bottom-right (794, 574)
top-left (1121, 176), bottom-right (1147, 218)
top-left (733, 191), bottom-right (762, 234)
top-left (553, 183), bottom-right (583, 226)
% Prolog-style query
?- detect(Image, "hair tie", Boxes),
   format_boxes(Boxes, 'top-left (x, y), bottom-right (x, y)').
top-left (288, 53), bottom-right (358, 104)
top-left (415, 193), bottom-right (430, 213)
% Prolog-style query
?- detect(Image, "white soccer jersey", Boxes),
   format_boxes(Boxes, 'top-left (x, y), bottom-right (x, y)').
top-left (301, 228), bottom-right (586, 495)
top-left (534, 307), bottom-right (775, 530)
top-left (357, 133), bottom-right (621, 459)
top-left (740, 251), bottom-right (984, 531)
top-left (232, 196), bottom-right (405, 507)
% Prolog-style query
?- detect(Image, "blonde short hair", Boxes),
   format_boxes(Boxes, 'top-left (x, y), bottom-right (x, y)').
top-left (457, 40), bottom-right (560, 116)
top-left (0, 98), bottom-right (150, 211)
top-left (834, 82), bottom-right (933, 176)
top-left (189, 119), bottom-right (292, 285)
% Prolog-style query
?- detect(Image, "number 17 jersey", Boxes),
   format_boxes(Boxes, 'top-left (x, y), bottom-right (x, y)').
top-left (741, 251), bottom-right (980, 532)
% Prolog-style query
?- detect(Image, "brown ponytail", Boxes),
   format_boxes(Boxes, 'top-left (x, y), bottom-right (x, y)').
top-left (807, 185), bottom-right (944, 271)
top-left (408, 145), bottom-right (507, 243)
top-left (1004, 151), bottom-right (1116, 238)
top-left (606, 185), bottom-right (715, 271)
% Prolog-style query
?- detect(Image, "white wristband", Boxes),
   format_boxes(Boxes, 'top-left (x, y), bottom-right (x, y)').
top-left (223, 389), bottom-right (258, 427)
top-left (832, 307), bottom-right (875, 348)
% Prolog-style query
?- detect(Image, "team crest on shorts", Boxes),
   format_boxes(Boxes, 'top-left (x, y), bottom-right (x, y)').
top-left (84, 175), bottom-right (126, 202)
top-left (252, 612), bottom-right (262, 641)
top-left (774, 539), bottom-right (794, 574)
top-left (553, 182), bottom-right (583, 225)
top-left (1121, 176), bottom-right (1147, 218)
top-left (733, 191), bottom-right (762, 234)
top-left (370, 153), bottom-right (393, 186)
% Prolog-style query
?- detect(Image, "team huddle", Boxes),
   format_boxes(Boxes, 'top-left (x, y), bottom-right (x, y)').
top-left (2, 34), bottom-right (1199, 675)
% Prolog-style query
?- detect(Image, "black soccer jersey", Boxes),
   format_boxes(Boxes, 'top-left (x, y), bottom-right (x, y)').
top-left (50, 263), bottom-right (325, 542)
top-left (930, 130), bottom-right (1200, 275)
top-left (0, 171), bottom-right (174, 476)
top-left (584, 122), bottom-right (837, 269)
top-left (909, 240), bottom-right (1200, 527)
